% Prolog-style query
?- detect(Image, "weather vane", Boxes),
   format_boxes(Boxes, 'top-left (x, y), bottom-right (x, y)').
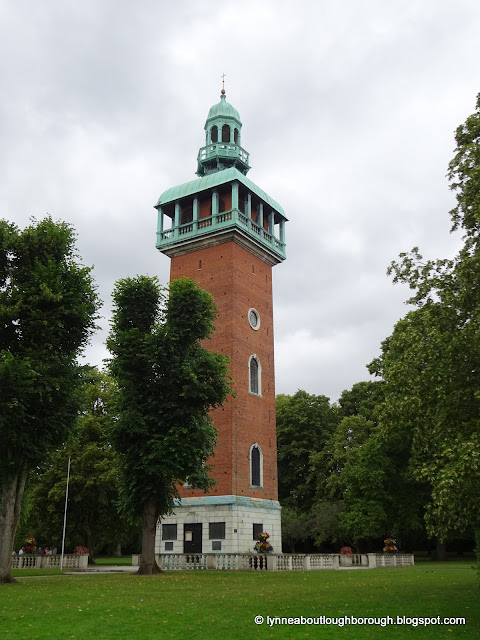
top-left (221, 73), bottom-right (226, 93)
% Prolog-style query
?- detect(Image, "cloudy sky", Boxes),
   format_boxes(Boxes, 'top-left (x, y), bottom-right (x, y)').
top-left (2, 0), bottom-right (478, 401)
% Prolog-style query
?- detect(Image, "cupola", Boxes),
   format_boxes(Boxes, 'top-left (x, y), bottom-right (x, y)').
top-left (196, 89), bottom-right (250, 177)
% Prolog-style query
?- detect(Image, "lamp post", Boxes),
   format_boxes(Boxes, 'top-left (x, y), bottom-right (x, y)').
top-left (60, 456), bottom-right (71, 571)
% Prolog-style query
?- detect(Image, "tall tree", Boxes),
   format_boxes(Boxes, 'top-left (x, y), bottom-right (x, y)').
top-left (276, 390), bottom-right (339, 512)
top-left (370, 93), bottom-right (480, 561)
top-left (306, 379), bottom-right (427, 551)
top-left (107, 276), bottom-right (232, 575)
top-left (0, 218), bottom-right (99, 583)
top-left (325, 413), bottom-right (426, 549)
top-left (24, 368), bottom-right (132, 557)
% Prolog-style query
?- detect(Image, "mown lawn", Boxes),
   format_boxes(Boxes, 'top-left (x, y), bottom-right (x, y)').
top-left (1, 562), bottom-right (478, 639)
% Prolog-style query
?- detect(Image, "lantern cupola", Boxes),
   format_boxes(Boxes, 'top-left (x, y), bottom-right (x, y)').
top-left (196, 89), bottom-right (250, 176)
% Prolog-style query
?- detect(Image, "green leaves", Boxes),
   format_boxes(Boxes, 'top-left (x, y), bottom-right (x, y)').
top-left (448, 93), bottom-right (480, 238)
top-left (0, 217), bottom-right (100, 581)
top-left (276, 391), bottom-right (339, 512)
top-left (0, 217), bottom-right (100, 470)
top-left (107, 275), bottom-right (232, 520)
top-left (372, 95), bottom-right (480, 546)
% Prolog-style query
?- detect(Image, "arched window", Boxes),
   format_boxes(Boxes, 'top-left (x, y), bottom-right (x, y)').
top-left (222, 124), bottom-right (230, 143)
top-left (211, 126), bottom-right (218, 143)
top-left (249, 355), bottom-right (261, 396)
top-left (234, 128), bottom-right (239, 144)
top-left (250, 444), bottom-right (263, 487)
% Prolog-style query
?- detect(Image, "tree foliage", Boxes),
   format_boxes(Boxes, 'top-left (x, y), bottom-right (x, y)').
top-left (337, 381), bottom-right (384, 425)
top-left (370, 94), bottom-right (480, 555)
top-left (0, 217), bottom-right (99, 582)
top-left (276, 390), bottom-right (339, 512)
top-left (22, 368), bottom-right (135, 557)
top-left (322, 381), bottom-right (425, 549)
top-left (107, 276), bottom-right (232, 574)
top-left (273, 380), bottom-right (426, 553)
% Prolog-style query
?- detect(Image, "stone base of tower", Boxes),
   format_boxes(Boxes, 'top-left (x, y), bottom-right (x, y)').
top-left (156, 496), bottom-right (282, 555)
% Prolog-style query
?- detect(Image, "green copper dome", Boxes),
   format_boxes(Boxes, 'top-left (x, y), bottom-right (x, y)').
top-left (197, 90), bottom-right (250, 177)
top-left (205, 92), bottom-right (241, 126)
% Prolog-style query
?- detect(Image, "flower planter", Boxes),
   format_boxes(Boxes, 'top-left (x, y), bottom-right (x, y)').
top-left (340, 555), bottom-right (353, 567)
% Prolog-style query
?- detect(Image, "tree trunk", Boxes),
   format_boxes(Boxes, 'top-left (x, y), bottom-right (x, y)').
top-left (86, 524), bottom-right (95, 562)
top-left (435, 539), bottom-right (447, 561)
top-left (137, 499), bottom-right (162, 575)
top-left (0, 465), bottom-right (28, 583)
top-left (113, 542), bottom-right (122, 557)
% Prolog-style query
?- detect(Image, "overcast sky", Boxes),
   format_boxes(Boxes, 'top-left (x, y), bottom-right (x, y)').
top-left (2, 0), bottom-right (478, 402)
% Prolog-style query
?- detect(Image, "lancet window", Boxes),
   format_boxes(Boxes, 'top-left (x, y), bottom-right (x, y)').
top-left (249, 355), bottom-right (261, 396)
top-left (250, 444), bottom-right (263, 488)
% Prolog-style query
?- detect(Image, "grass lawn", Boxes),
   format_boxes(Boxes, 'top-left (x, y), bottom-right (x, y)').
top-left (1, 561), bottom-right (478, 639)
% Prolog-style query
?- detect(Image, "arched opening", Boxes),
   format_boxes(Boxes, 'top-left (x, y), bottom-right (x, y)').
top-left (249, 355), bottom-right (261, 396)
top-left (250, 444), bottom-right (263, 487)
top-left (211, 126), bottom-right (218, 143)
top-left (234, 128), bottom-right (239, 144)
top-left (222, 124), bottom-right (230, 143)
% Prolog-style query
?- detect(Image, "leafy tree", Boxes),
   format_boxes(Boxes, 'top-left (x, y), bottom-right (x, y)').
top-left (310, 501), bottom-right (344, 550)
top-left (337, 381), bottom-right (384, 424)
top-left (326, 415), bottom-right (412, 548)
top-left (310, 380), bottom-right (426, 552)
top-left (280, 507), bottom-right (313, 553)
top-left (107, 276), bottom-right (232, 575)
top-left (370, 94), bottom-right (480, 563)
top-left (0, 218), bottom-right (99, 582)
top-left (23, 368), bottom-right (135, 557)
top-left (276, 390), bottom-right (339, 512)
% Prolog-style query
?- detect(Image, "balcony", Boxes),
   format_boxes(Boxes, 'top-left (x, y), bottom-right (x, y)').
top-left (197, 143), bottom-right (249, 165)
top-left (156, 208), bottom-right (286, 262)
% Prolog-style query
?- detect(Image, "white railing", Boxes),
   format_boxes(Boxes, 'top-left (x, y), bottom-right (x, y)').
top-left (309, 554), bottom-right (339, 570)
top-left (352, 554), bottom-right (369, 566)
top-left (11, 554), bottom-right (88, 570)
top-left (375, 554), bottom-right (414, 567)
top-left (152, 553), bottom-right (414, 572)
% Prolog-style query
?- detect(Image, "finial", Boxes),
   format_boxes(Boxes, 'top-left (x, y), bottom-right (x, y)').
top-left (221, 73), bottom-right (226, 95)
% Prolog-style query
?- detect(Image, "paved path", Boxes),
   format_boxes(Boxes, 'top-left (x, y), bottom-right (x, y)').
top-left (65, 565), bottom-right (138, 574)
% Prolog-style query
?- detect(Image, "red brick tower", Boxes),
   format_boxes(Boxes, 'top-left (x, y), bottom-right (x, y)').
top-left (155, 89), bottom-right (286, 555)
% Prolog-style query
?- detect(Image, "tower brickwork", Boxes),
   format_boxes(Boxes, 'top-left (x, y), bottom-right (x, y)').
top-left (171, 242), bottom-right (278, 501)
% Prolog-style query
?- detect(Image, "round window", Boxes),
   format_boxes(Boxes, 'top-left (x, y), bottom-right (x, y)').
top-left (248, 308), bottom-right (260, 330)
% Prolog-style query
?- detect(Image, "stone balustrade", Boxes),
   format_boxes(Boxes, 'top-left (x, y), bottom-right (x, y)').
top-left (133, 553), bottom-right (414, 572)
top-left (11, 554), bottom-right (88, 570)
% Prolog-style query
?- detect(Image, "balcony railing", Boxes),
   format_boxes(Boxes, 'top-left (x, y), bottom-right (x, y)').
top-left (157, 208), bottom-right (286, 260)
top-left (197, 143), bottom-right (249, 165)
